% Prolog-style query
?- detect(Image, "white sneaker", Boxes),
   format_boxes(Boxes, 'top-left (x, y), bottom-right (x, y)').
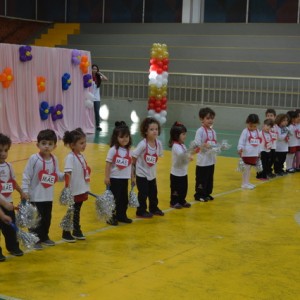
top-left (248, 183), bottom-right (256, 188)
top-left (241, 184), bottom-right (255, 190)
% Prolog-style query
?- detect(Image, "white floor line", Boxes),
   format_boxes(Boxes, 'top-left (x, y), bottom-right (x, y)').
top-left (5, 178), bottom-right (272, 259)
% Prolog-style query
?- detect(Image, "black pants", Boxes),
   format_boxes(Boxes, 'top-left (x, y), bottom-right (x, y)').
top-left (73, 202), bottom-right (83, 233)
top-left (110, 178), bottom-right (129, 220)
top-left (170, 174), bottom-right (188, 206)
top-left (194, 165), bottom-right (215, 199)
top-left (30, 201), bottom-right (52, 242)
top-left (274, 151), bottom-right (287, 173)
top-left (257, 151), bottom-right (271, 178)
top-left (267, 149), bottom-right (276, 174)
top-left (0, 207), bottom-right (20, 252)
top-left (93, 101), bottom-right (101, 127)
top-left (136, 176), bottom-right (159, 215)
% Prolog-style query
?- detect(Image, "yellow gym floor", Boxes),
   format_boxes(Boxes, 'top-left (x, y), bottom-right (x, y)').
top-left (1, 133), bottom-right (300, 300)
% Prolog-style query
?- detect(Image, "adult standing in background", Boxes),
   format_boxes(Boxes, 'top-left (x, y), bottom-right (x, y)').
top-left (92, 64), bottom-right (108, 131)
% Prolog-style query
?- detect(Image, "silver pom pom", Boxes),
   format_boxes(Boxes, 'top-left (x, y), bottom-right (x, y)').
top-left (220, 139), bottom-right (232, 150)
top-left (88, 190), bottom-right (116, 222)
top-left (128, 185), bottom-right (139, 208)
top-left (16, 200), bottom-right (40, 229)
top-left (256, 158), bottom-right (263, 173)
top-left (237, 158), bottom-right (246, 172)
top-left (59, 187), bottom-right (74, 206)
top-left (60, 206), bottom-right (74, 231)
top-left (10, 223), bottom-right (39, 249)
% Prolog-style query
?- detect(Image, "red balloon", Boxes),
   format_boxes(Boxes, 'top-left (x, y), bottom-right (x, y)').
top-left (155, 107), bottom-right (161, 113)
top-left (162, 58), bottom-right (169, 65)
top-left (148, 103), bottom-right (154, 109)
top-left (150, 65), bottom-right (158, 72)
top-left (161, 97), bottom-right (167, 104)
top-left (162, 65), bottom-right (168, 71)
top-left (161, 104), bottom-right (167, 110)
top-left (150, 96), bottom-right (156, 102)
top-left (157, 68), bottom-right (163, 74)
top-left (155, 101), bottom-right (161, 107)
top-left (157, 60), bottom-right (163, 67)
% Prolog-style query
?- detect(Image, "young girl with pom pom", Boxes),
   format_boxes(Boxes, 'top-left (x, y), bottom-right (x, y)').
top-left (132, 117), bottom-right (164, 218)
top-left (61, 128), bottom-right (90, 243)
top-left (237, 114), bottom-right (261, 189)
top-left (169, 122), bottom-right (192, 209)
top-left (104, 121), bottom-right (135, 225)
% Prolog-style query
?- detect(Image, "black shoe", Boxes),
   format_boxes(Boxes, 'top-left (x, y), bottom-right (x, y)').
top-left (62, 231), bottom-right (76, 243)
top-left (117, 217), bottom-right (133, 224)
top-left (0, 248), bottom-right (6, 262)
top-left (207, 195), bottom-right (214, 200)
top-left (136, 211), bottom-right (153, 218)
top-left (267, 173), bottom-right (276, 178)
top-left (72, 230), bottom-right (86, 240)
top-left (9, 248), bottom-right (24, 256)
top-left (151, 209), bottom-right (165, 216)
top-left (106, 218), bottom-right (118, 226)
top-left (96, 127), bottom-right (102, 131)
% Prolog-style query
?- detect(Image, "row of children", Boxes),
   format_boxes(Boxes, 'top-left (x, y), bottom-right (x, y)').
top-left (0, 107), bottom-right (213, 261)
top-left (238, 108), bottom-right (300, 189)
top-left (1, 106), bottom-right (299, 261)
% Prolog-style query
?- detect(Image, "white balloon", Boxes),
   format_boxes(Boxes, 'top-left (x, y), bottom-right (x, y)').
top-left (156, 75), bottom-right (162, 82)
top-left (85, 91), bottom-right (94, 101)
top-left (162, 72), bottom-right (168, 79)
top-left (156, 81), bottom-right (162, 88)
top-left (154, 113), bottom-right (161, 121)
top-left (149, 78), bottom-right (156, 85)
top-left (148, 109), bottom-right (155, 116)
top-left (149, 71), bottom-right (157, 79)
top-left (85, 99), bottom-right (94, 109)
top-left (162, 78), bottom-right (168, 85)
top-left (160, 117), bottom-right (166, 125)
top-left (160, 110), bottom-right (167, 117)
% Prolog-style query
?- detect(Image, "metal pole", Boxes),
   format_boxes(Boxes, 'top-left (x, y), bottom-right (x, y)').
top-left (65, 0), bottom-right (67, 23)
top-left (4, 0), bottom-right (6, 16)
top-left (298, 0), bottom-right (300, 23)
top-left (102, 0), bottom-right (105, 23)
top-left (245, 0), bottom-right (249, 24)
top-left (142, 0), bottom-right (145, 23)
top-left (35, 0), bottom-right (37, 20)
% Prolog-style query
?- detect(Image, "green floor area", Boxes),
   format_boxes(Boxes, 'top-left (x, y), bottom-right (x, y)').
top-left (88, 121), bottom-right (240, 158)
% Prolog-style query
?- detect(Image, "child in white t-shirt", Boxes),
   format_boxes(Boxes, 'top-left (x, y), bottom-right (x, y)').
top-left (194, 107), bottom-right (217, 201)
top-left (61, 128), bottom-right (90, 242)
top-left (132, 117), bottom-right (163, 218)
top-left (169, 122), bottom-right (192, 209)
top-left (105, 121), bottom-right (134, 225)
top-left (237, 114), bottom-right (261, 189)
top-left (22, 129), bottom-right (64, 250)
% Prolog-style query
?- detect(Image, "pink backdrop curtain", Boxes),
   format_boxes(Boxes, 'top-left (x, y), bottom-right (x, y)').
top-left (0, 43), bottom-right (94, 143)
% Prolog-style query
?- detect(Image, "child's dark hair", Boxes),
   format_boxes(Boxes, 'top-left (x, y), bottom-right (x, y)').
top-left (275, 113), bottom-right (288, 126)
top-left (286, 110), bottom-right (297, 125)
top-left (63, 128), bottom-right (86, 146)
top-left (263, 119), bottom-right (274, 127)
top-left (37, 129), bottom-right (57, 144)
top-left (0, 133), bottom-right (12, 149)
top-left (265, 108), bottom-right (276, 116)
top-left (140, 117), bottom-right (161, 138)
top-left (168, 121), bottom-right (187, 148)
top-left (110, 121), bottom-right (132, 149)
top-left (246, 114), bottom-right (260, 124)
top-left (199, 107), bottom-right (215, 119)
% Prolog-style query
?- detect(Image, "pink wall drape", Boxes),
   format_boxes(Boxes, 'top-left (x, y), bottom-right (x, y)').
top-left (0, 43), bottom-right (94, 143)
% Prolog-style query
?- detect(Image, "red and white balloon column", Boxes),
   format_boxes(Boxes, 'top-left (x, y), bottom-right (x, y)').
top-left (147, 43), bottom-right (169, 125)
